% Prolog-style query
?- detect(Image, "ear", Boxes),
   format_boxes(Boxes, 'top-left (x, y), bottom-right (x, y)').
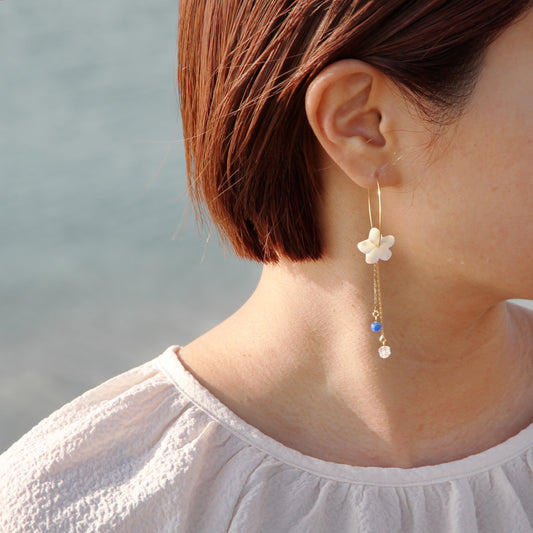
top-left (305, 59), bottom-right (400, 188)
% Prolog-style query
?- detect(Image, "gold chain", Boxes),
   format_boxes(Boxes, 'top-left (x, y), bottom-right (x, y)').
top-left (373, 263), bottom-right (387, 347)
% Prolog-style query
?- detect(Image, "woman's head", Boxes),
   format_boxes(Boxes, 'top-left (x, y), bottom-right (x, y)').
top-left (177, 0), bottom-right (532, 264)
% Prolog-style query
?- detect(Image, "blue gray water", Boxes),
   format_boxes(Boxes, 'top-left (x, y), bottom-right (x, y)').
top-left (1, 2), bottom-right (531, 453)
top-left (0, 1), bottom-right (262, 451)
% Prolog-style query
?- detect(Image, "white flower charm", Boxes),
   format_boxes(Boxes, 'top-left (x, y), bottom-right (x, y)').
top-left (357, 227), bottom-right (395, 264)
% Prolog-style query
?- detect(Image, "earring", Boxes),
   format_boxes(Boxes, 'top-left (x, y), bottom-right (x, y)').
top-left (357, 178), bottom-right (395, 359)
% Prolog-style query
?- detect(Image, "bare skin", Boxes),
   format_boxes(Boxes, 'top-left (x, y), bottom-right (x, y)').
top-left (180, 9), bottom-right (533, 468)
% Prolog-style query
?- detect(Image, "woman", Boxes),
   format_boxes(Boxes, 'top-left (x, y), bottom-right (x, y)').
top-left (1, 1), bottom-right (533, 531)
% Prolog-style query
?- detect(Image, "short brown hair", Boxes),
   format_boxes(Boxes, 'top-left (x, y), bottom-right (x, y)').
top-left (177, 0), bottom-right (532, 263)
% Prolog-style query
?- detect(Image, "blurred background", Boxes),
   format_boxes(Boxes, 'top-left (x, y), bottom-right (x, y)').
top-left (0, 1), bottom-right (262, 452)
top-left (2, 2), bottom-right (532, 454)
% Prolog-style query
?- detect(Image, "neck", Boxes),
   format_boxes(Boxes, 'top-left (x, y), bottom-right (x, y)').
top-left (206, 258), bottom-right (533, 467)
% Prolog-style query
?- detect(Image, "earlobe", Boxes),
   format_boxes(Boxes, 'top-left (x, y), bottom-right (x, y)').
top-left (305, 59), bottom-right (391, 187)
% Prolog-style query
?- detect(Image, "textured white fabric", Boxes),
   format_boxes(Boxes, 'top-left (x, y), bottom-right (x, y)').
top-left (1, 345), bottom-right (533, 533)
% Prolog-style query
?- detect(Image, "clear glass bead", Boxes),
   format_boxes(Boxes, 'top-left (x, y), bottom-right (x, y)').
top-left (378, 345), bottom-right (391, 359)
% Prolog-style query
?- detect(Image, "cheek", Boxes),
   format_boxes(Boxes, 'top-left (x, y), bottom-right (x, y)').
top-left (398, 12), bottom-right (533, 295)
top-left (461, 52), bottom-right (533, 225)
top-left (417, 113), bottom-right (533, 295)
top-left (433, 136), bottom-right (533, 298)
top-left (456, 98), bottom-right (533, 237)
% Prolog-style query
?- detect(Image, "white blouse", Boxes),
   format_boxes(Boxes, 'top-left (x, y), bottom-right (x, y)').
top-left (1, 345), bottom-right (532, 532)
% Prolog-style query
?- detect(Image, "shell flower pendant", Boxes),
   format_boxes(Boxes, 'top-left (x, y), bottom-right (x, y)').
top-left (357, 227), bottom-right (395, 264)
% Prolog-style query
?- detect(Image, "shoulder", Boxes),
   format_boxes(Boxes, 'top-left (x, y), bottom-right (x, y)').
top-left (0, 346), bottom-right (227, 533)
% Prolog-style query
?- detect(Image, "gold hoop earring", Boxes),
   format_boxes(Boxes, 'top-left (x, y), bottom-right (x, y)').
top-left (357, 178), bottom-right (395, 359)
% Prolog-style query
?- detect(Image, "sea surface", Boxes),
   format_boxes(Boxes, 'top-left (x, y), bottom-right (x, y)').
top-left (1, 2), bottom-right (532, 453)
top-left (0, 1), bottom-right (262, 451)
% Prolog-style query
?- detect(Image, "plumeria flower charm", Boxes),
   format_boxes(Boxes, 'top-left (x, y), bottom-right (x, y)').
top-left (357, 227), bottom-right (395, 264)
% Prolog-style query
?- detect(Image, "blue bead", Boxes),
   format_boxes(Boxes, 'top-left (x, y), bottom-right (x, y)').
top-left (371, 321), bottom-right (382, 332)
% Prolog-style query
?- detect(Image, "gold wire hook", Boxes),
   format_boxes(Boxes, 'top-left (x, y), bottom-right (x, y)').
top-left (367, 178), bottom-right (382, 242)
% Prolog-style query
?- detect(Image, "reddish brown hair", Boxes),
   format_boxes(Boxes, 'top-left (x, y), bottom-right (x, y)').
top-left (178, 0), bottom-right (532, 263)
